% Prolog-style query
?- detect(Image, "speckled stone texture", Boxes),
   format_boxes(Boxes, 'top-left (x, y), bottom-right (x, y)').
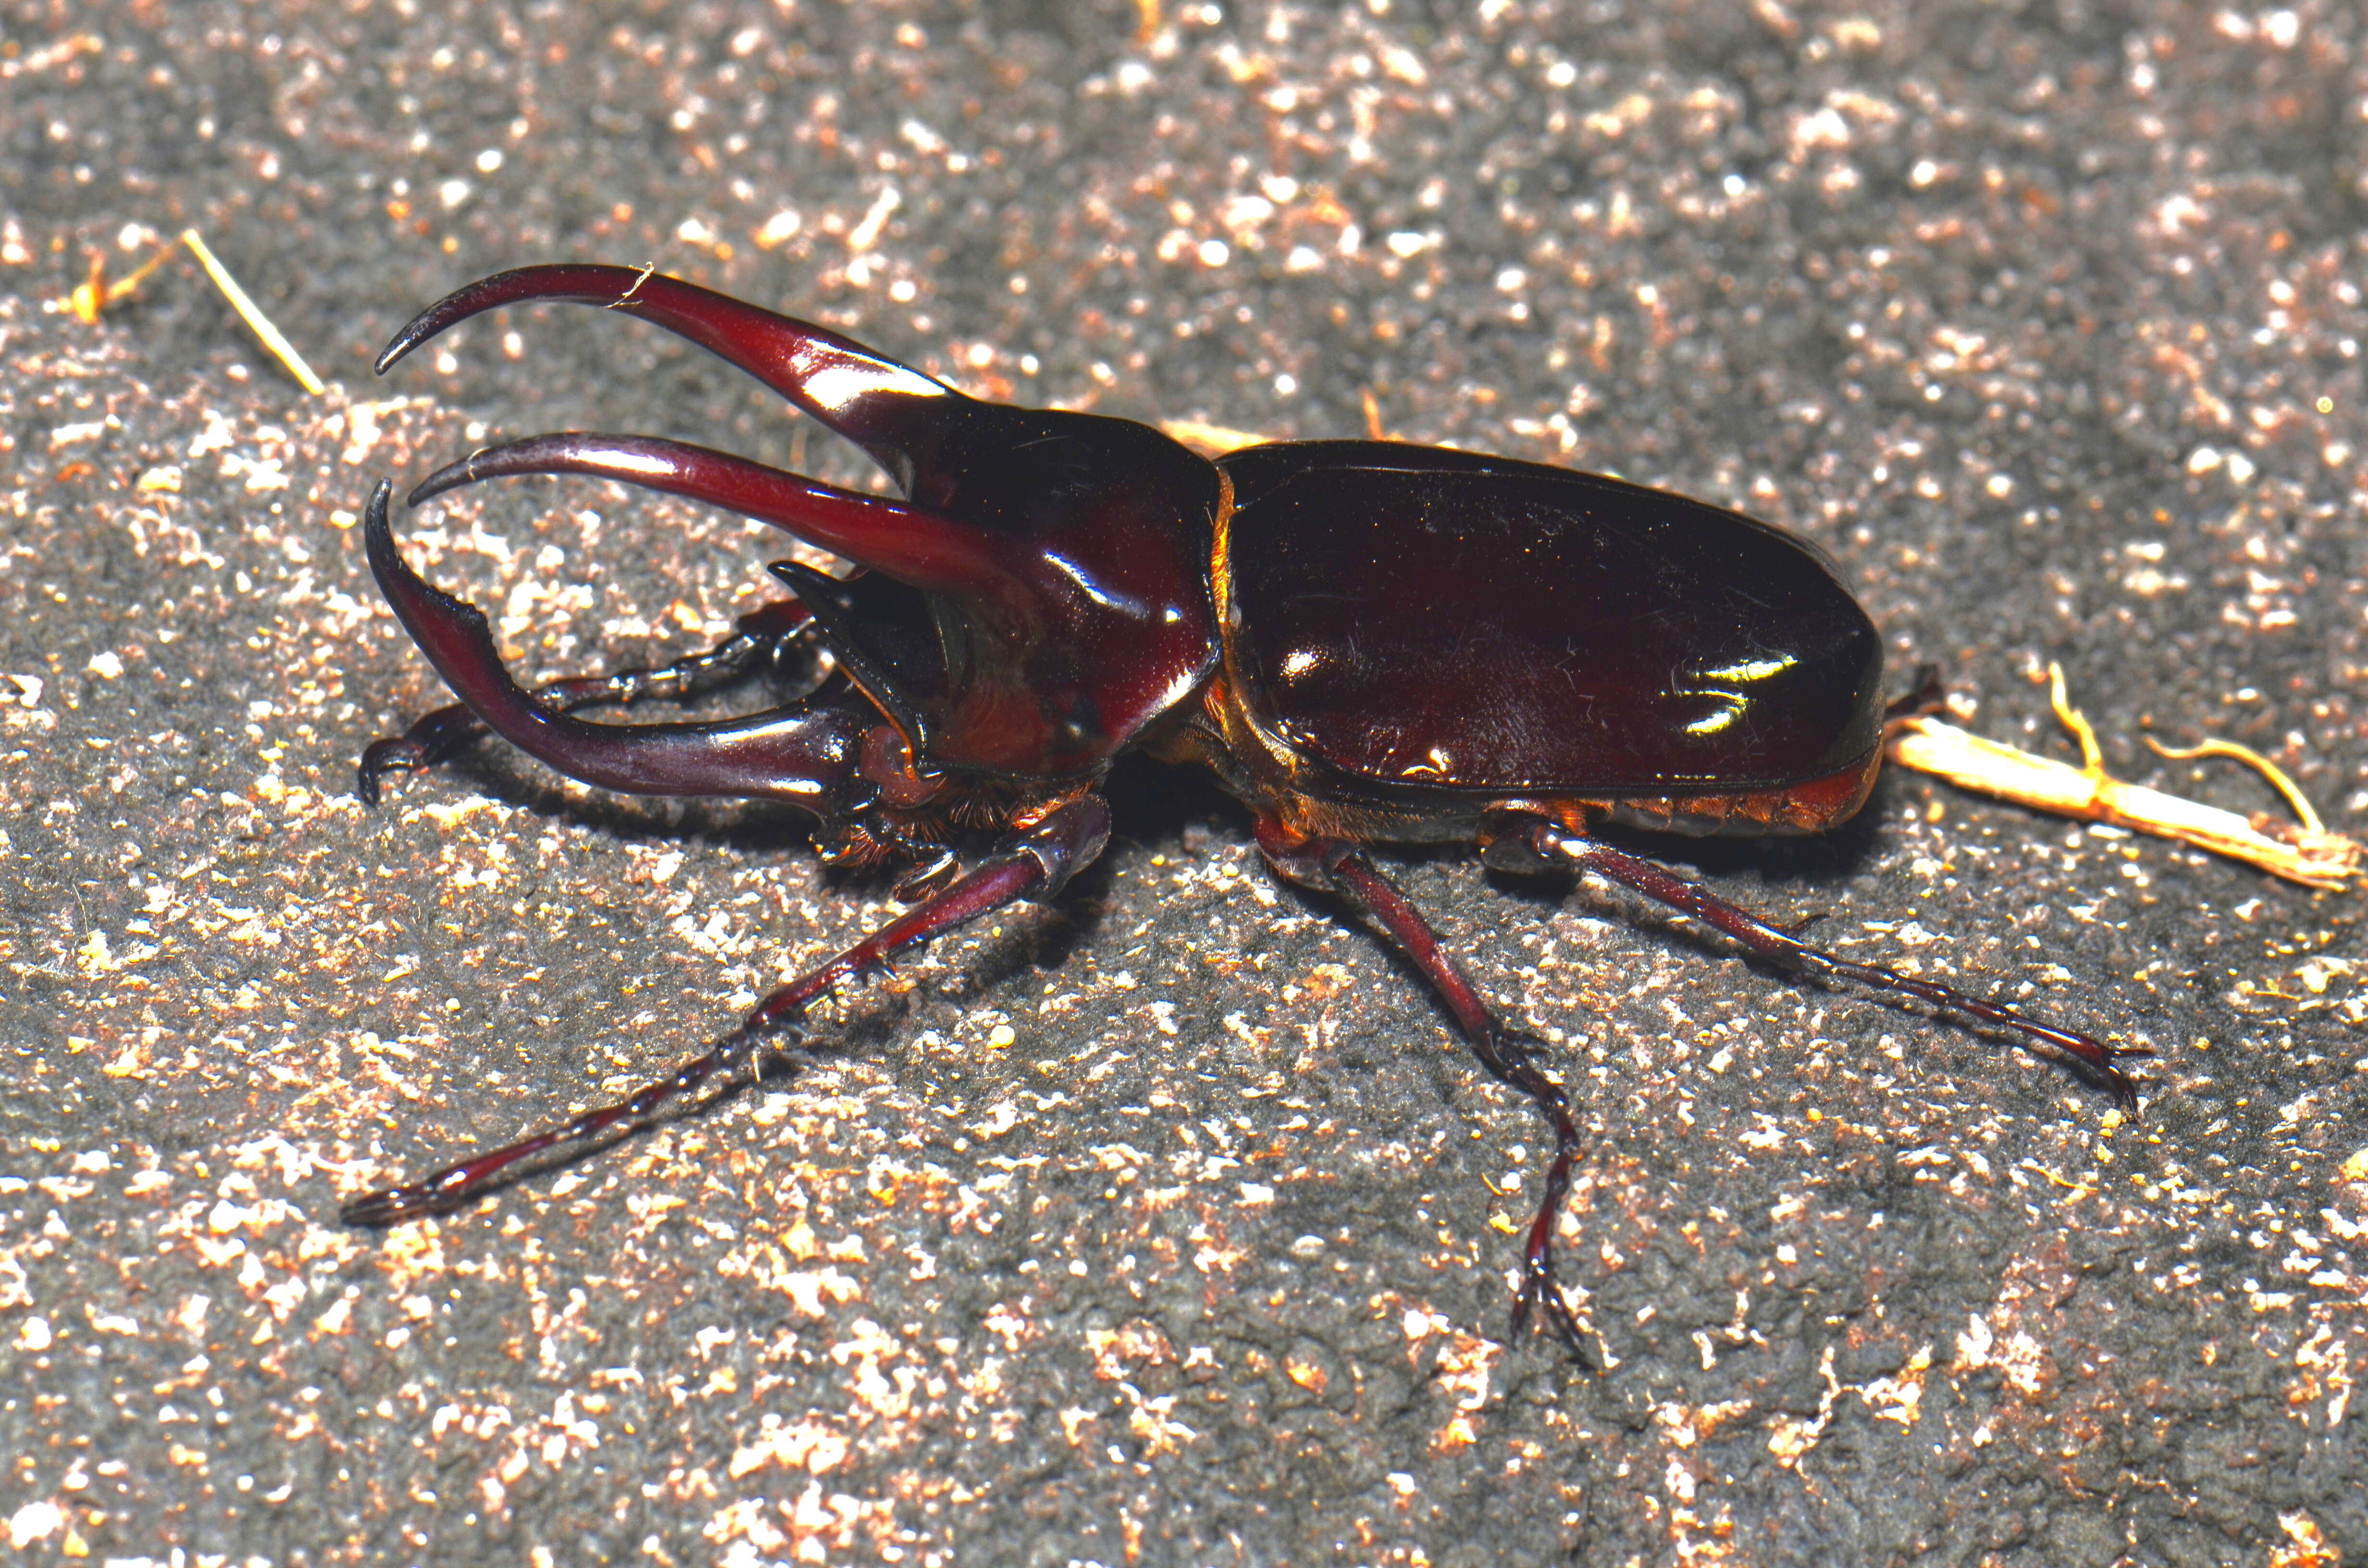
top-left (2, 2), bottom-right (2365, 1565)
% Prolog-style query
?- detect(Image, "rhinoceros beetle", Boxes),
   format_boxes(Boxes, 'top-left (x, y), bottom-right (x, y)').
top-left (341, 264), bottom-right (2144, 1356)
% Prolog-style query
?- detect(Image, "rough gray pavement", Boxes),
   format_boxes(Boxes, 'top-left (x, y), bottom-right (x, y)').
top-left (2, 2), bottom-right (2365, 1564)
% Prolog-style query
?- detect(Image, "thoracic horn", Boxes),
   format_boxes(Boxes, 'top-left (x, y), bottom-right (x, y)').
top-left (376, 263), bottom-right (962, 492)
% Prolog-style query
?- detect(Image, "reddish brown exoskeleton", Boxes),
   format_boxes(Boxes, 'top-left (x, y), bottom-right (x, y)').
top-left (343, 265), bottom-right (2143, 1359)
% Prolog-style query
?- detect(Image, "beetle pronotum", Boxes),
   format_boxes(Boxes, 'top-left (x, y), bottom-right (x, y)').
top-left (342, 265), bottom-right (2145, 1357)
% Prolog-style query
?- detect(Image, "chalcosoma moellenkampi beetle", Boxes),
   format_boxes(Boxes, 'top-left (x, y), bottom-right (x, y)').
top-left (340, 264), bottom-right (2145, 1360)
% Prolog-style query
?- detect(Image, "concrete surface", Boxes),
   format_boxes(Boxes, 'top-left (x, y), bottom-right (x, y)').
top-left (1, 1), bottom-right (2364, 1564)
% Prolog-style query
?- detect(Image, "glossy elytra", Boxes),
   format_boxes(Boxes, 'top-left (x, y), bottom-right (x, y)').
top-left (342, 265), bottom-right (2146, 1359)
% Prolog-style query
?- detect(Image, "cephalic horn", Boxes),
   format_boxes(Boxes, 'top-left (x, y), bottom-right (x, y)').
top-left (359, 481), bottom-right (867, 805)
top-left (407, 432), bottom-right (1029, 609)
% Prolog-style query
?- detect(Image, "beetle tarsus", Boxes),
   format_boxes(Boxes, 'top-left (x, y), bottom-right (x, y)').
top-left (340, 1022), bottom-right (773, 1226)
top-left (1527, 824), bottom-right (2146, 1105)
top-left (356, 735), bottom-right (433, 805)
top-left (341, 799), bottom-right (1110, 1224)
top-left (891, 852), bottom-right (962, 904)
top-left (1259, 825), bottom-right (1593, 1363)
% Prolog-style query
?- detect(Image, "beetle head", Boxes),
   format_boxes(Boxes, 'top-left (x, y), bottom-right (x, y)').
top-left (382, 266), bottom-right (1222, 783)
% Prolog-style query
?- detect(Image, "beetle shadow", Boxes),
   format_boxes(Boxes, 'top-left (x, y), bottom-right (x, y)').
top-left (1101, 756), bottom-right (1249, 859)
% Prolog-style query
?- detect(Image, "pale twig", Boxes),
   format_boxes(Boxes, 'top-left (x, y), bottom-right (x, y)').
top-left (1886, 663), bottom-right (2361, 890)
top-left (177, 230), bottom-right (327, 394)
top-left (2144, 735), bottom-right (2324, 833)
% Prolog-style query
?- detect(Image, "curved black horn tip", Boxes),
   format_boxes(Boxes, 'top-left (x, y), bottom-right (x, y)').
top-left (373, 328), bottom-right (421, 376)
top-left (360, 478), bottom-right (398, 562)
top-left (374, 299), bottom-right (454, 376)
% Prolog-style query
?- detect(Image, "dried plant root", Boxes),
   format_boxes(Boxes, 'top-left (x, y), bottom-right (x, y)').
top-left (1887, 663), bottom-right (2361, 890)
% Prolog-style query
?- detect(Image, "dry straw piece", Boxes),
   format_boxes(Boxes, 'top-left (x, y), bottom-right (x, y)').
top-left (1887, 663), bottom-right (2362, 891)
top-left (64, 229), bottom-right (326, 395)
top-left (176, 230), bottom-right (326, 394)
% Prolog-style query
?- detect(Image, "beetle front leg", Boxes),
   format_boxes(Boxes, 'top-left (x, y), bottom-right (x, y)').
top-left (341, 794), bottom-right (1110, 1225)
top-left (1504, 822), bottom-right (2149, 1104)
top-left (360, 598), bottom-right (821, 804)
top-left (1257, 822), bottom-right (1591, 1362)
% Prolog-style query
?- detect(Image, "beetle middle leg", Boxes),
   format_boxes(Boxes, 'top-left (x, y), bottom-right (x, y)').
top-left (342, 794), bottom-right (1110, 1225)
top-left (359, 597), bottom-right (823, 804)
top-left (1498, 821), bottom-right (2149, 1104)
top-left (1256, 821), bottom-right (1592, 1361)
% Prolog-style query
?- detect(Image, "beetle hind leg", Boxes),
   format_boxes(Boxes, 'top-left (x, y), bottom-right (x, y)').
top-left (1257, 821), bottom-right (1593, 1363)
top-left (1513, 822), bottom-right (2149, 1105)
